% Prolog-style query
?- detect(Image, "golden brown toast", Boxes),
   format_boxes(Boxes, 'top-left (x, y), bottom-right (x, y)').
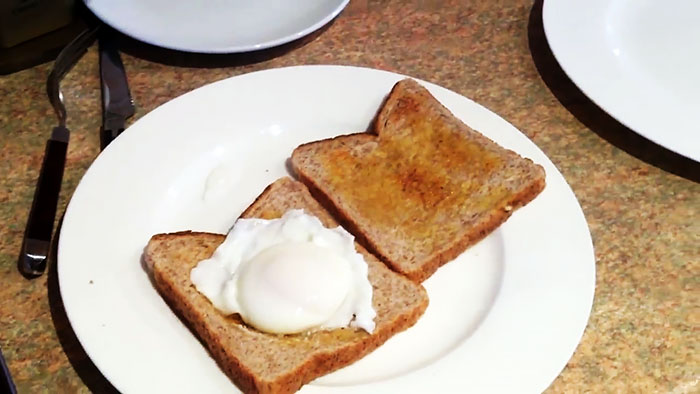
top-left (144, 177), bottom-right (428, 394)
top-left (291, 79), bottom-right (546, 282)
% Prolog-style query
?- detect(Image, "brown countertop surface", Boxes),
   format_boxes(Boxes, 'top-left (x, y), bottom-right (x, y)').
top-left (1, 0), bottom-right (698, 392)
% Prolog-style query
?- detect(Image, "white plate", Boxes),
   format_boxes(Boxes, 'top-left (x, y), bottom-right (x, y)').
top-left (84, 0), bottom-right (349, 53)
top-left (58, 65), bottom-right (595, 393)
top-left (543, 0), bottom-right (700, 162)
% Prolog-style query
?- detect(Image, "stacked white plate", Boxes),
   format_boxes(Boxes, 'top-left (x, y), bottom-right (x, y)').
top-left (543, 0), bottom-right (700, 162)
top-left (85, 0), bottom-right (350, 53)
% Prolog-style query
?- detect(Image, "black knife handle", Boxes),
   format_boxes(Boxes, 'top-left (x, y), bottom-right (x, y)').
top-left (0, 347), bottom-right (17, 394)
top-left (19, 126), bottom-right (69, 278)
top-left (100, 126), bottom-right (123, 150)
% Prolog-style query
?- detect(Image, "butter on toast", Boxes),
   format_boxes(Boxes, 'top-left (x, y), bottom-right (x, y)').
top-left (291, 79), bottom-right (545, 283)
top-left (144, 177), bottom-right (428, 394)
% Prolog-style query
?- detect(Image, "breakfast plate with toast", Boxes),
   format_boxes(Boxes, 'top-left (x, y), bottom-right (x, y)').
top-left (58, 65), bottom-right (595, 393)
top-left (85, 0), bottom-right (350, 53)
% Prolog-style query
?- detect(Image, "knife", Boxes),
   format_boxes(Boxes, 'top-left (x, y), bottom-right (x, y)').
top-left (99, 33), bottom-right (134, 150)
top-left (0, 347), bottom-right (17, 394)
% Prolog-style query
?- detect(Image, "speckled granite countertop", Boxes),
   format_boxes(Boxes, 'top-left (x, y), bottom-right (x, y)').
top-left (1, 0), bottom-right (698, 392)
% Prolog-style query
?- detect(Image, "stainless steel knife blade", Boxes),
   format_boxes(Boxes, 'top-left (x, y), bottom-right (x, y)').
top-left (99, 34), bottom-right (134, 149)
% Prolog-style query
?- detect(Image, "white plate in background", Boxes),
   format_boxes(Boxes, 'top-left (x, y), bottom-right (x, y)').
top-left (543, 0), bottom-right (700, 162)
top-left (85, 0), bottom-right (349, 53)
top-left (58, 65), bottom-right (595, 393)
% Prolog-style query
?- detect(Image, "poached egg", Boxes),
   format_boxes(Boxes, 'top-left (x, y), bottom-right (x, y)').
top-left (190, 209), bottom-right (376, 334)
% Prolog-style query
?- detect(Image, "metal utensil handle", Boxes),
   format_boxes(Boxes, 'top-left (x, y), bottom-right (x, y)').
top-left (100, 125), bottom-right (124, 150)
top-left (19, 126), bottom-right (69, 277)
top-left (0, 346), bottom-right (17, 394)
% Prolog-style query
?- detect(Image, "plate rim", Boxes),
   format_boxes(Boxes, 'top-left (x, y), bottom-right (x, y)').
top-left (57, 64), bottom-right (596, 393)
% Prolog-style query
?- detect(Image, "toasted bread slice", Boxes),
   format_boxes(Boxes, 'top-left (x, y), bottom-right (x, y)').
top-left (144, 177), bottom-right (428, 394)
top-left (291, 79), bottom-right (546, 282)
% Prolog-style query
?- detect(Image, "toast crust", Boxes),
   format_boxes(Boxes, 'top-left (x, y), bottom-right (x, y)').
top-left (292, 79), bottom-right (545, 282)
top-left (145, 178), bottom-right (428, 393)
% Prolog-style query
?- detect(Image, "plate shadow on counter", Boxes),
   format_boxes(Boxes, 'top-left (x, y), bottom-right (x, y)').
top-left (47, 217), bottom-right (119, 394)
top-left (527, 0), bottom-right (699, 183)
top-left (109, 16), bottom-right (336, 69)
